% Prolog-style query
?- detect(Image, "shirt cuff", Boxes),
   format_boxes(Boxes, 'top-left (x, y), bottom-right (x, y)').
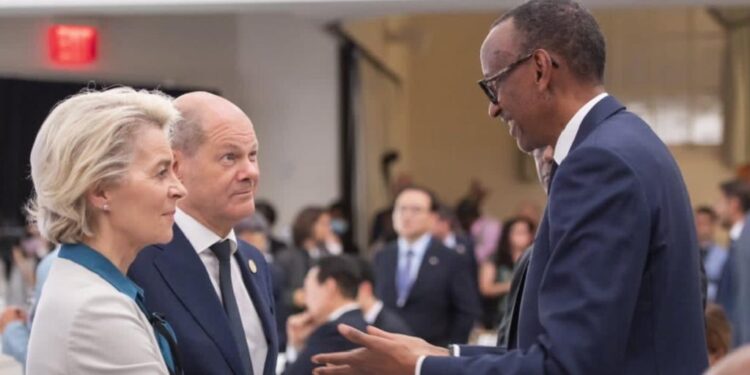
top-left (415, 355), bottom-right (426, 375)
top-left (285, 344), bottom-right (299, 363)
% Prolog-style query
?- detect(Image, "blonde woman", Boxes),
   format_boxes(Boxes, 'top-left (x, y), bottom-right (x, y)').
top-left (26, 88), bottom-right (186, 374)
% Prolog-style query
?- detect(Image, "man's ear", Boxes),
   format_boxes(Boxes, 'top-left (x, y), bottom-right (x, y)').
top-left (533, 49), bottom-right (555, 91)
top-left (172, 150), bottom-right (185, 180)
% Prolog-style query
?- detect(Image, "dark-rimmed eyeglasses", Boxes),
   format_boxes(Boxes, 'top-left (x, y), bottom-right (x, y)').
top-left (477, 52), bottom-right (559, 105)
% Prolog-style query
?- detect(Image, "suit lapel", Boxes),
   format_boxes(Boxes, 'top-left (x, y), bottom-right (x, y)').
top-left (382, 245), bottom-right (399, 306)
top-left (569, 95), bottom-right (626, 154)
top-left (153, 225), bottom-right (245, 375)
top-left (234, 246), bottom-right (277, 374)
top-left (405, 240), bottom-right (440, 305)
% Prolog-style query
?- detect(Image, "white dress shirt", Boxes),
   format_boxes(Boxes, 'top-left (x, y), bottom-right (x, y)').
top-left (731, 220), bottom-right (745, 242)
top-left (364, 301), bottom-right (384, 325)
top-left (553, 92), bottom-right (609, 165)
top-left (327, 303), bottom-right (361, 322)
top-left (397, 233), bottom-right (432, 305)
top-left (175, 208), bottom-right (267, 375)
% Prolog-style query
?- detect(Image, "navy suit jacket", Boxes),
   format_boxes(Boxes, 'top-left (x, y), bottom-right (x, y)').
top-left (283, 309), bottom-right (367, 375)
top-left (422, 96), bottom-right (708, 374)
top-left (128, 225), bottom-right (279, 375)
top-left (373, 306), bottom-right (413, 336)
top-left (374, 238), bottom-right (480, 346)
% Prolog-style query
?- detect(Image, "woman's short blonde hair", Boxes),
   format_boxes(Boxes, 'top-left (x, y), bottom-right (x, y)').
top-left (28, 87), bottom-right (180, 244)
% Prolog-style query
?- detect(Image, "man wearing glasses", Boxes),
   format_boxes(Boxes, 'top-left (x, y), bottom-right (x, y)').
top-left (312, 1), bottom-right (708, 374)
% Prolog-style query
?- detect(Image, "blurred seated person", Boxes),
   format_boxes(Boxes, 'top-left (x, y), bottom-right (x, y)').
top-left (478, 217), bottom-right (535, 329)
top-left (284, 256), bottom-right (366, 375)
top-left (7, 220), bottom-right (52, 308)
top-left (0, 244), bottom-right (59, 366)
top-left (277, 207), bottom-right (334, 312)
top-left (695, 206), bottom-right (728, 303)
top-left (354, 257), bottom-right (412, 335)
top-left (235, 214), bottom-right (288, 351)
top-left (255, 200), bottom-right (288, 255)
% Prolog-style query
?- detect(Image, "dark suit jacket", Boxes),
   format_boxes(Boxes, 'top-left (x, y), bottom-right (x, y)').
top-left (275, 247), bottom-right (312, 313)
top-left (373, 305), bottom-right (413, 335)
top-left (453, 234), bottom-right (478, 281)
top-left (717, 212), bottom-right (750, 345)
top-left (128, 225), bottom-right (279, 375)
top-left (495, 246), bottom-right (532, 350)
top-left (422, 96), bottom-right (708, 374)
top-left (373, 238), bottom-right (480, 346)
top-left (283, 309), bottom-right (367, 375)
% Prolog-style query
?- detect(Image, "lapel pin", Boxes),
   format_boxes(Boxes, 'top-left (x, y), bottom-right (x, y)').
top-left (248, 259), bottom-right (258, 274)
top-left (456, 245), bottom-right (466, 255)
top-left (429, 256), bottom-right (439, 266)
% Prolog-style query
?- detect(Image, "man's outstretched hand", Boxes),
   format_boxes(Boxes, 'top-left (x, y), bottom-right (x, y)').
top-left (311, 324), bottom-right (450, 375)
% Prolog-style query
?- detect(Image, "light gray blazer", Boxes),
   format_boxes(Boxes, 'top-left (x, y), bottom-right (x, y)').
top-left (26, 258), bottom-right (168, 374)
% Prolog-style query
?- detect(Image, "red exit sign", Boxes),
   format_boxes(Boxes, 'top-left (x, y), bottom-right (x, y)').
top-left (48, 24), bottom-right (98, 65)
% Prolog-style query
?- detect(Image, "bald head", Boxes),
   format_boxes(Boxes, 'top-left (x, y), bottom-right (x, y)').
top-left (171, 91), bottom-right (251, 156)
top-left (170, 91), bottom-right (259, 236)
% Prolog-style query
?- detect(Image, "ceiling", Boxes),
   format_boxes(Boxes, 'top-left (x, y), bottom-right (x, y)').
top-left (1, 0), bottom-right (749, 20)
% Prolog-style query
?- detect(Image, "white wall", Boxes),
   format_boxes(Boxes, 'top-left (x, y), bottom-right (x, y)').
top-left (0, 13), bottom-right (341, 236)
top-left (237, 14), bottom-right (340, 239)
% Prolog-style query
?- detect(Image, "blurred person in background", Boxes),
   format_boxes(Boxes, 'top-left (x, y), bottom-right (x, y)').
top-left (277, 207), bottom-right (334, 313)
top-left (283, 255), bottom-right (366, 375)
top-left (328, 201), bottom-right (359, 254)
top-left (353, 256), bottom-right (412, 335)
top-left (6, 218), bottom-right (52, 308)
top-left (432, 204), bottom-right (478, 280)
top-left (455, 180), bottom-right (501, 264)
top-left (373, 186), bottom-right (480, 346)
top-left (695, 206), bottom-right (728, 303)
top-left (716, 179), bottom-right (750, 345)
top-left (255, 200), bottom-right (289, 256)
top-left (478, 217), bottom-right (534, 330)
top-left (235, 213), bottom-right (288, 352)
top-left (370, 171), bottom-right (413, 250)
top-left (0, 237), bottom-right (59, 367)
top-left (514, 201), bottom-right (542, 229)
top-left (705, 303), bottom-right (732, 368)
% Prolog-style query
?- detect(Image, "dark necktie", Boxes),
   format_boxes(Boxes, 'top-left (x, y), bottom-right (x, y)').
top-left (549, 161), bottom-right (559, 190)
top-left (210, 240), bottom-right (253, 375)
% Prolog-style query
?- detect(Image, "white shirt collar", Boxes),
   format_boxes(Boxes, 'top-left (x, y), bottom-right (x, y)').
top-left (174, 208), bottom-right (238, 255)
top-left (364, 301), bottom-right (384, 324)
top-left (328, 302), bottom-right (360, 322)
top-left (397, 233), bottom-right (432, 257)
top-left (553, 93), bottom-right (609, 165)
top-left (443, 233), bottom-right (457, 249)
top-left (731, 220), bottom-right (745, 241)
